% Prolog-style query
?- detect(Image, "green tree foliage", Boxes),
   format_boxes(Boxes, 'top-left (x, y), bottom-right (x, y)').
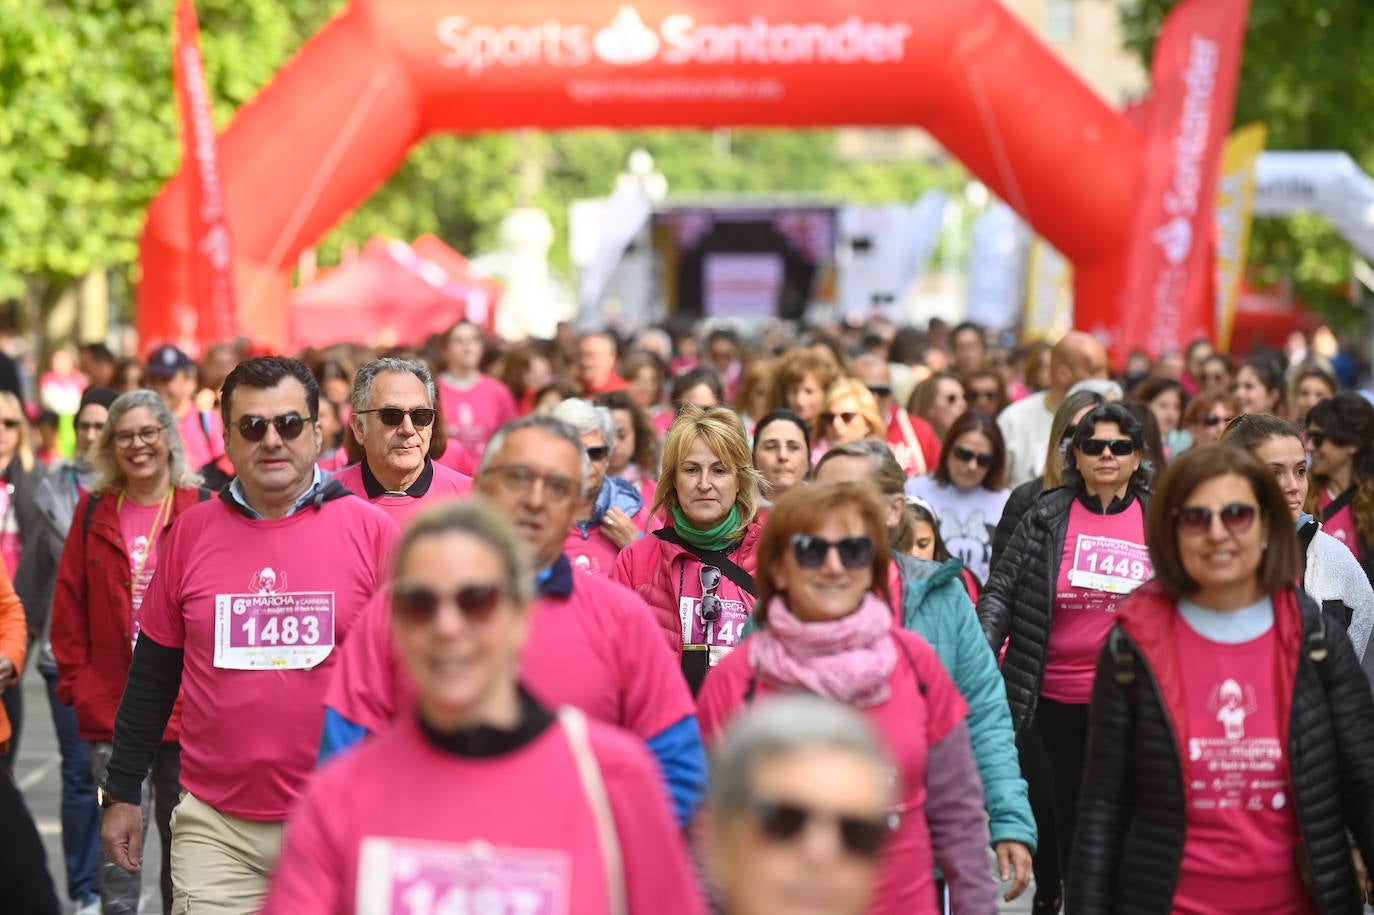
top-left (1122, 0), bottom-right (1374, 326)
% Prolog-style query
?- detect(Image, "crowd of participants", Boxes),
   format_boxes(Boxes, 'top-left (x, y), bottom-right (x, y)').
top-left (0, 315), bottom-right (1373, 914)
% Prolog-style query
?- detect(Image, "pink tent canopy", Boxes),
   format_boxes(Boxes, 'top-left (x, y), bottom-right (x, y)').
top-left (288, 238), bottom-right (496, 349)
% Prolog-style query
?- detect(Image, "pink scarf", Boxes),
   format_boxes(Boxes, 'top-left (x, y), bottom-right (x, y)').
top-left (750, 593), bottom-right (898, 708)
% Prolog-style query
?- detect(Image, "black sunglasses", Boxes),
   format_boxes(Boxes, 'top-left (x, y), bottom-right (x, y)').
top-left (821, 411), bottom-right (860, 427)
top-left (0, 419), bottom-right (20, 431)
top-left (235, 413), bottom-right (313, 442)
top-left (790, 533), bottom-right (875, 570)
top-left (392, 582), bottom-right (505, 624)
top-left (586, 445), bottom-right (610, 463)
top-left (1307, 430), bottom-right (1351, 449)
top-left (952, 445), bottom-right (994, 468)
top-left (866, 384), bottom-right (893, 398)
top-left (700, 566), bottom-right (723, 623)
top-left (748, 798), bottom-right (892, 858)
top-left (1203, 414), bottom-right (1235, 427)
top-left (1079, 438), bottom-right (1136, 457)
top-left (1175, 502), bottom-right (1258, 534)
top-left (356, 407), bottom-right (436, 428)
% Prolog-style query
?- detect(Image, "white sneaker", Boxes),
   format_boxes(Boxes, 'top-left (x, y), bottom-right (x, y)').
top-left (74, 898), bottom-right (101, 915)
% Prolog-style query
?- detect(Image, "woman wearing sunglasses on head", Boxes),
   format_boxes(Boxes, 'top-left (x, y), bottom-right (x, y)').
top-left (978, 401), bottom-right (1153, 906)
top-left (1221, 413), bottom-right (1374, 675)
top-left (697, 482), bottom-right (997, 915)
top-left (613, 405), bottom-right (764, 695)
top-left (264, 500), bottom-right (704, 915)
top-left (905, 410), bottom-right (1010, 588)
top-left (1071, 445), bottom-right (1374, 914)
top-left (1305, 393), bottom-right (1374, 585)
top-left (49, 390), bottom-right (210, 915)
top-left (700, 695), bottom-right (898, 915)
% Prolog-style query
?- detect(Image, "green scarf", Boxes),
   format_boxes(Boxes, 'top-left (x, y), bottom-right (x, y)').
top-left (671, 503), bottom-right (742, 552)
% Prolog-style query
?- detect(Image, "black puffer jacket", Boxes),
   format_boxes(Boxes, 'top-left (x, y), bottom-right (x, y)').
top-left (1070, 582), bottom-right (1374, 914)
top-left (976, 484), bottom-right (1150, 733)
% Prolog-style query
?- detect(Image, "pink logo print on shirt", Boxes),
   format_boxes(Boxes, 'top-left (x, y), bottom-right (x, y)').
top-left (1209, 678), bottom-right (1257, 740)
top-left (214, 563), bottom-right (337, 671)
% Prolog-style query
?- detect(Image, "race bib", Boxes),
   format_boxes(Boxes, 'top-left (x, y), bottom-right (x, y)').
top-left (1067, 535), bottom-right (1151, 594)
top-left (356, 837), bottom-right (569, 915)
top-left (679, 596), bottom-right (750, 667)
top-left (213, 591), bottom-right (336, 670)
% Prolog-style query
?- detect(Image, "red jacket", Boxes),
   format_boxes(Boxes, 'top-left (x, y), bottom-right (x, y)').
top-left (51, 488), bottom-right (204, 742)
top-left (612, 519), bottom-right (762, 655)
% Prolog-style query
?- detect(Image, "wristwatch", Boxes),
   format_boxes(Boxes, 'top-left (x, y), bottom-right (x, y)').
top-left (97, 782), bottom-right (129, 809)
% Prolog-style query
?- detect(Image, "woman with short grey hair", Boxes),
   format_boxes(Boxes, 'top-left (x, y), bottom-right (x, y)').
top-left (50, 389), bottom-right (208, 915)
top-left (551, 398), bottom-right (648, 573)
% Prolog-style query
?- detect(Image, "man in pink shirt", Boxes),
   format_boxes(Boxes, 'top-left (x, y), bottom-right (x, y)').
top-left (144, 345), bottom-right (231, 486)
top-left (334, 358), bottom-right (472, 527)
top-left (99, 357), bottom-right (399, 915)
top-left (436, 320), bottom-right (518, 464)
top-left (323, 415), bottom-right (706, 826)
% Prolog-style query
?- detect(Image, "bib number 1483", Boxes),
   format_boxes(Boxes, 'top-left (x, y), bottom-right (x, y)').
top-left (240, 614), bottom-right (320, 646)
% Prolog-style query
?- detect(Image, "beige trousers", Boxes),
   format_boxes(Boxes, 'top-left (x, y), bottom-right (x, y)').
top-left (169, 791), bottom-right (284, 915)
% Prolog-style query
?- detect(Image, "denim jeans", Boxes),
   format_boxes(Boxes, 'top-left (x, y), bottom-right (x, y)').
top-left (89, 739), bottom-right (181, 915)
top-left (40, 665), bottom-right (99, 904)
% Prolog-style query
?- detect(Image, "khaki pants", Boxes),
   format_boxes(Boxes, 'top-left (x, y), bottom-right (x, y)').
top-left (169, 791), bottom-right (283, 915)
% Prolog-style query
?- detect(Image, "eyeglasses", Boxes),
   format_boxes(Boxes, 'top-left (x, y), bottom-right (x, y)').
top-left (1203, 414), bottom-right (1235, 428)
top-left (113, 425), bottom-right (166, 448)
top-left (234, 413), bottom-right (313, 442)
top-left (747, 798), bottom-right (892, 859)
top-left (790, 533), bottom-right (875, 569)
top-left (585, 445), bottom-right (609, 463)
top-left (821, 411), bottom-right (860, 427)
top-left (355, 407), bottom-right (436, 428)
top-left (952, 445), bottom-right (994, 468)
top-left (1079, 438), bottom-right (1136, 457)
top-left (1175, 502), bottom-right (1259, 534)
top-left (392, 581), bottom-right (506, 624)
top-left (700, 566), bottom-right (723, 623)
top-left (482, 464), bottom-right (580, 505)
top-left (866, 384), bottom-right (892, 399)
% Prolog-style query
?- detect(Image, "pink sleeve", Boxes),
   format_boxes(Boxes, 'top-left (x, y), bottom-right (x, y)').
top-left (902, 631), bottom-right (968, 746)
top-left (137, 518), bottom-right (189, 649)
top-left (326, 589), bottom-right (402, 733)
top-left (596, 727), bottom-right (708, 915)
top-left (261, 771), bottom-right (346, 915)
top-left (608, 585), bottom-right (696, 739)
top-left (694, 648), bottom-right (752, 747)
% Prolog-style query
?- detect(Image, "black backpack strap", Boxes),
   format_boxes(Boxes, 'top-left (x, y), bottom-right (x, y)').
top-left (1321, 486), bottom-right (1356, 524)
top-left (652, 527), bottom-right (755, 597)
top-left (196, 487), bottom-right (213, 502)
top-left (80, 493), bottom-right (99, 538)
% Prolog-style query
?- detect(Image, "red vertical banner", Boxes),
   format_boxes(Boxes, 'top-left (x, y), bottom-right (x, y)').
top-left (1107, 0), bottom-right (1248, 361)
top-left (173, 0), bottom-right (238, 351)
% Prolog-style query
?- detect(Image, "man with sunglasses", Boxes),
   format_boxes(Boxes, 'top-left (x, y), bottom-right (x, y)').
top-left (851, 354), bottom-right (940, 476)
top-left (323, 415), bottom-right (706, 827)
top-left (334, 358), bottom-right (472, 526)
top-left (98, 357), bottom-right (400, 915)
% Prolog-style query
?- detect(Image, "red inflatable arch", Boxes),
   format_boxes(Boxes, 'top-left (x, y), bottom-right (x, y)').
top-left (138, 0), bottom-right (1165, 354)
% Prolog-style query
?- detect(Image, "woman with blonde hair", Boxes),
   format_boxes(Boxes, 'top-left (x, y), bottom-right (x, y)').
top-left (815, 378), bottom-right (886, 453)
top-left (613, 405), bottom-right (764, 695)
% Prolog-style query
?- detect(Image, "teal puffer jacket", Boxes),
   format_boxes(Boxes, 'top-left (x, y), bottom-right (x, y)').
top-left (894, 552), bottom-right (1037, 852)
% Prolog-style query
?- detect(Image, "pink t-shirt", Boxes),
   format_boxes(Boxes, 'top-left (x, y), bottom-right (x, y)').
top-left (0, 477), bottom-right (19, 581)
top-left (119, 499), bottom-right (167, 646)
top-left (136, 496), bottom-right (399, 820)
top-left (1042, 500), bottom-right (1150, 704)
top-left (1173, 621), bottom-right (1313, 914)
top-left (327, 561), bottom-right (694, 745)
top-left (333, 459), bottom-right (472, 528)
top-left (263, 715), bottom-right (705, 915)
top-left (563, 527), bottom-right (621, 577)
top-left (438, 374), bottom-right (518, 461)
top-left (1318, 489), bottom-right (1361, 560)
top-left (697, 630), bottom-right (968, 915)
top-left (177, 408), bottom-right (225, 471)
